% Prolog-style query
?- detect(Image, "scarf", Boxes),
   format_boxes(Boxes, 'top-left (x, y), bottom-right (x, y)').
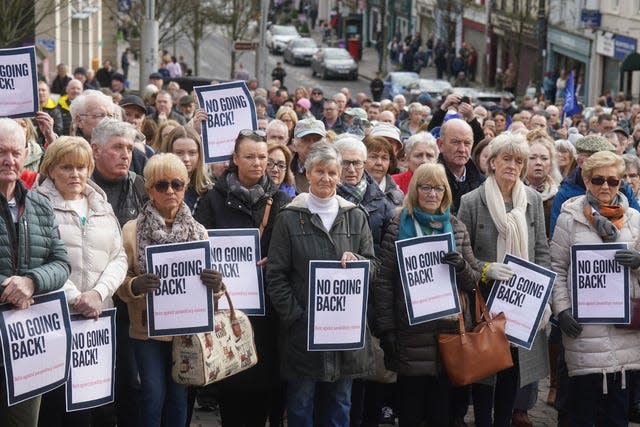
top-left (484, 175), bottom-right (529, 261)
top-left (136, 201), bottom-right (207, 274)
top-left (227, 172), bottom-right (268, 208)
top-left (526, 177), bottom-right (559, 202)
top-left (583, 191), bottom-right (624, 242)
top-left (337, 178), bottom-right (368, 204)
top-left (398, 206), bottom-right (456, 250)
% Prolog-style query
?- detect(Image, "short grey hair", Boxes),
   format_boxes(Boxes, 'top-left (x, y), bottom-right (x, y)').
top-left (304, 141), bottom-right (342, 172)
top-left (0, 118), bottom-right (26, 147)
top-left (407, 102), bottom-right (424, 114)
top-left (555, 139), bottom-right (576, 157)
top-left (91, 119), bottom-right (138, 148)
top-left (623, 153), bottom-right (640, 172)
top-left (393, 94), bottom-right (406, 104)
top-left (267, 119), bottom-right (288, 135)
top-left (486, 132), bottom-right (530, 179)
top-left (405, 131), bottom-right (438, 158)
top-left (334, 135), bottom-right (367, 160)
top-left (70, 90), bottom-right (114, 121)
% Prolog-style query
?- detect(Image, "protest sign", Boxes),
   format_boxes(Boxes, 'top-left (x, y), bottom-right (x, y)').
top-left (486, 254), bottom-right (556, 349)
top-left (395, 233), bottom-right (460, 325)
top-left (65, 309), bottom-right (116, 411)
top-left (0, 46), bottom-right (38, 118)
top-left (207, 229), bottom-right (264, 316)
top-left (308, 260), bottom-right (370, 351)
top-left (0, 291), bottom-right (71, 406)
top-left (146, 240), bottom-right (213, 337)
top-left (194, 81), bottom-right (257, 163)
top-left (571, 243), bottom-right (630, 324)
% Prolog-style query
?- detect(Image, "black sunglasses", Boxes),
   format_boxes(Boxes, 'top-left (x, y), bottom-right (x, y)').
top-left (239, 129), bottom-right (266, 140)
top-left (154, 179), bottom-right (185, 193)
top-left (590, 176), bottom-right (620, 187)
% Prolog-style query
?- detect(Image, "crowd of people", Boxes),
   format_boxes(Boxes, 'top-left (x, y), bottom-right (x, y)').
top-left (2, 52), bottom-right (640, 427)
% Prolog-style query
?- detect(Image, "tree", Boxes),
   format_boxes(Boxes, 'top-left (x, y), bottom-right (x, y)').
top-left (0, 0), bottom-right (59, 48)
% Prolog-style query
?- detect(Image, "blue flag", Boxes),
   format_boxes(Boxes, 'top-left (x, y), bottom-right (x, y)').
top-left (563, 70), bottom-right (581, 117)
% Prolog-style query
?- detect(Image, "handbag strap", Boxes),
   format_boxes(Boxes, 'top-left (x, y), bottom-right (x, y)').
top-left (213, 282), bottom-right (242, 339)
top-left (473, 282), bottom-right (498, 332)
top-left (259, 197), bottom-right (273, 237)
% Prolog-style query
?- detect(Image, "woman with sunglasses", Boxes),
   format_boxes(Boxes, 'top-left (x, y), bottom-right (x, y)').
top-left (550, 150), bottom-right (640, 426)
top-left (457, 133), bottom-right (551, 427)
top-left (117, 153), bottom-right (223, 427)
top-left (194, 129), bottom-right (291, 426)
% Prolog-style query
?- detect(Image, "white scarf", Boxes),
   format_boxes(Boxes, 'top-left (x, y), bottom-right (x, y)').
top-left (485, 175), bottom-right (529, 261)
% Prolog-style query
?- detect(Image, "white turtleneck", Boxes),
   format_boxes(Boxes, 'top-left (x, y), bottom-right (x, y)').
top-left (307, 191), bottom-right (339, 232)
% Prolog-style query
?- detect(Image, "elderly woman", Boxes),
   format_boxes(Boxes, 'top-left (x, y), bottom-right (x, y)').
top-left (117, 154), bottom-right (222, 427)
top-left (392, 132), bottom-right (440, 194)
top-left (162, 126), bottom-right (211, 213)
top-left (276, 106), bottom-right (298, 141)
top-left (551, 151), bottom-right (640, 426)
top-left (555, 139), bottom-right (577, 178)
top-left (363, 135), bottom-right (404, 206)
top-left (35, 136), bottom-right (128, 425)
top-left (457, 133), bottom-right (551, 427)
top-left (623, 153), bottom-right (640, 204)
top-left (399, 102), bottom-right (426, 140)
top-left (195, 129), bottom-right (291, 427)
top-left (268, 143), bottom-right (296, 197)
top-left (374, 162), bottom-right (480, 426)
top-left (267, 142), bottom-right (378, 426)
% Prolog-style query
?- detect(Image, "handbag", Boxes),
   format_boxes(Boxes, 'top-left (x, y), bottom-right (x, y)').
top-left (171, 289), bottom-right (258, 386)
top-left (615, 297), bottom-right (640, 329)
top-left (437, 284), bottom-right (513, 386)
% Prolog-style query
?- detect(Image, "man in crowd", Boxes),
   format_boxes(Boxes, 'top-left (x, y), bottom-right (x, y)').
top-left (51, 63), bottom-right (72, 95)
top-left (309, 87), bottom-right (325, 119)
top-left (291, 118), bottom-right (326, 192)
top-left (147, 90), bottom-right (186, 125)
top-left (266, 119), bottom-right (290, 146)
top-left (322, 99), bottom-right (345, 134)
top-left (38, 80), bottom-right (63, 137)
top-left (111, 73), bottom-right (127, 95)
top-left (177, 95), bottom-right (197, 121)
top-left (56, 79), bottom-right (83, 136)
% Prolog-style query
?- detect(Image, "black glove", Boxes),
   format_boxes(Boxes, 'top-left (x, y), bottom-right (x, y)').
top-left (380, 331), bottom-right (397, 357)
top-left (442, 251), bottom-right (466, 273)
top-left (557, 309), bottom-right (582, 338)
top-left (131, 274), bottom-right (160, 296)
top-left (615, 250), bottom-right (640, 269)
top-left (200, 268), bottom-right (223, 292)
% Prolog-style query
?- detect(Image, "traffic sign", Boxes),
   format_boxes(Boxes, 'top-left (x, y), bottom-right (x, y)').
top-left (233, 41), bottom-right (258, 51)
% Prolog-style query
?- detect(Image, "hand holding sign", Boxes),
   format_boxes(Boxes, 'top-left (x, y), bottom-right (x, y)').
top-left (1, 276), bottom-right (36, 309)
top-left (486, 263), bottom-right (514, 281)
top-left (340, 251), bottom-right (358, 268)
top-left (131, 274), bottom-right (160, 296)
top-left (73, 290), bottom-right (103, 320)
top-left (200, 268), bottom-right (223, 292)
top-left (615, 250), bottom-right (640, 269)
top-left (442, 251), bottom-right (465, 272)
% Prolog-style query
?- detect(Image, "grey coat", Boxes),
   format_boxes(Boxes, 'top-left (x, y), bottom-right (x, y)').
top-left (457, 183), bottom-right (550, 386)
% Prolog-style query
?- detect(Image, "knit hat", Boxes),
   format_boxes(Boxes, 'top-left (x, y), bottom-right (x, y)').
top-left (296, 98), bottom-right (311, 110)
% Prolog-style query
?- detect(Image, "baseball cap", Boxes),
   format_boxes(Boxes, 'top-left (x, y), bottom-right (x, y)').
top-left (575, 135), bottom-right (615, 153)
top-left (112, 73), bottom-right (125, 82)
top-left (149, 72), bottom-right (164, 80)
top-left (297, 98), bottom-right (311, 110)
top-left (344, 108), bottom-right (368, 120)
top-left (370, 122), bottom-right (402, 146)
top-left (179, 95), bottom-right (195, 106)
top-left (295, 118), bottom-right (326, 138)
top-left (612, 126), bottom-right (629, 137)
top-left (119, 95), bottom-right (147, 114)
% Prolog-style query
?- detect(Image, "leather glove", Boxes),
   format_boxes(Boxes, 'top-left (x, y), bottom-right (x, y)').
top-left (558, 309), bottom-right (582, 338)
top-left (486, 263), bottom-right (514, 281)
top-left (442, 251), bottom-right (466, 273)
top-left (131, 274), bottom-right (160, 296)
top-left (380, 332), bottom-right (397, 358)
top-left (200, 268), bottom-right (223, 292)
top-left (615, 250), bottom-right (640, 269)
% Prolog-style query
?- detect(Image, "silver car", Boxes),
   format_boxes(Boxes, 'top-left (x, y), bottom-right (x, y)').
top-left (311, 48), bottom-right (358, 80)
top-left (283, 38), bottom-right (319, 65)
top-left (266, 25), bottom-right (301, 54)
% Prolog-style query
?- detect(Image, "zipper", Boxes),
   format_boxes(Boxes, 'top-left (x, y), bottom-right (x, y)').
top-left (22, 216), bottom-right (29, 265)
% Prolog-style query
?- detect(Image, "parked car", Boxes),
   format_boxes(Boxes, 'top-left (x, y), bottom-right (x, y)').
top-left (266, 25), bottom-right (301, 54)
top-left (311, 48), bottom-right (358, 80)
top-left (409, 78), bottom-right (453, 101)
top-left (382, 71), bottom-right (420, 100)
top-left (283, 38), bottom-right (319, 65)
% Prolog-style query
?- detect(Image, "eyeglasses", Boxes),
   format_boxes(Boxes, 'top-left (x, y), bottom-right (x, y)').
top-left (80, 112), bottom-right (114, 120)
top-left (312, 91), bottom-right (323, 95)
top-left (590, 176), bottom-right (620, 187)
top-left (267, 160), bottom-right (287, 171)
top-left (417, 184), bottom-right (446, 194)
top-left (624, 173), bottom-right (639, 179)
top-left (342, 160), bottom-right (364, 169)
top-left (239, 129), bottom-right (267, 140)
top-left (153, 179), bottom-right (185, 193)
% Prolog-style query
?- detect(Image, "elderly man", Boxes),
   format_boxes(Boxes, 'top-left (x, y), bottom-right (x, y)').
top-left (333, 92), bottom-right (348, 114)
top-left (38, 81), bottom-right (63, 137)
top-left (147, 90), bottom-right (186, 125)
top-left (291, 118), bottom-right (326, 192)
top-left (148, 72), bottom-right (164, 90)
top-left (177, 95), bottom-right (197, 121)
top-left (0, 118), bottom-right (70, 426)
top-left (266, 119), bottom-right (290, 145)
top-left (56, 79), bottom-right (83, 135)
top-left (50, 63), bottom-right (71, 95)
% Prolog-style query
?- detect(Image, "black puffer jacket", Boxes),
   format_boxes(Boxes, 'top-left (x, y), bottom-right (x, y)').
top-left (373, 213), bottom-right (480, 376)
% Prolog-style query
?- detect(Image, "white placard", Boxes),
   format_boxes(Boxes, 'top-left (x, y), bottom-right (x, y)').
top-left (0, 46), bottom-right (38, 118)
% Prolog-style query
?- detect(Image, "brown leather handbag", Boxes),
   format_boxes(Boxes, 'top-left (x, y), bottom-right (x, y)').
top-left (615, 298), bottom-right (640, 329)
top-left (437, 284), bottom-right (513, 386)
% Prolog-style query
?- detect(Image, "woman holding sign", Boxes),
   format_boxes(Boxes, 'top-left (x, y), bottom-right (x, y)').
top-left (267, 142), bottom-right (378, 427)
top-left (117, 154), bottom-right (223, 427)
top-left (550, 150), bottom-right (640, 426)
top-left (194, 129), bottom-right (291, 427)
top-left (457, 133), bottom-right (551, 427)
top-left (373, 162), bottom-right (480, 426)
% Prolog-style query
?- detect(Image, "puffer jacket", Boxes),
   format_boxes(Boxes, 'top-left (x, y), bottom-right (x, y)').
top-left (0, 181), bottom-right (70, 296)
top-left (383, 174), bottom-right (404, 207)
top-left (266, 193), bottom-right (379, 381)
top-left (551, 194), bottom-right (640, 378)
top-left (374, 213), bottom-right (480, 376)
top-left (36, 179), bottom-right (127, 309)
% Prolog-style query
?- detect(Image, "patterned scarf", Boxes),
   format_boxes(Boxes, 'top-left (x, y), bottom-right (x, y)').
top-left (136, 201), bottom-right (207, 274)
top-left (583, 191), bottom-right (624, 242)
top-left (337, 178), bottom-right (368, 204)
top-left (227, 172), bottom-right (269, 207)
top-left (398, 206), bottom-right (456, 250)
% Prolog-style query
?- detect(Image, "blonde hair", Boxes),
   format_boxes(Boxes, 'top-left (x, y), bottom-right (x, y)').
top-left (164, 126), bottom-right (211, 197)
top-left (143, 153), bottom-right (189, 192)
top-left (404, 163), bottom-right (452, 215)
top-left (151, 119), bottom-right (181, 152)
top-left (39, 136), bottom-right (95, 179)
top-left (581, 151), bottom-right (625, 181)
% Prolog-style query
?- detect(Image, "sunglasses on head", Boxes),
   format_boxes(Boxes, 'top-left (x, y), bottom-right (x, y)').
top-left (590, 176), bottom-right (620, 187)
top-left (239, 129), bottom-right (267, 140)
top-left (154, 179), bottom-right (185, 193)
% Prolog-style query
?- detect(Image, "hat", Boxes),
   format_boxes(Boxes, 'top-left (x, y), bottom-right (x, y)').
top-left (119, 95), bottom-right (147, 114)
top-left (294, 118), bottom-right (326, 138)
top-left (344, 108), bottom-right (368, 120)
top-left (370, 122), bottom-right (402, 145)
top-left (149, 72), bottom-right (164, 80)
top-left (112, 73), bottom-right (125, 82)
top-left (253, 96), bottom-right (268, 108)
top-left (179, 95), bottom-right (195, 106)
top-left (613, 126), bottom-right (629, 137)
top-left (296, 98), bottom-right (311, 110)
top-left (311, 87), bottom-right (323, 95)
top-left (73, 67), bottom-right (87, 76)
top-left (575, 135), bottom-right (615, 153)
